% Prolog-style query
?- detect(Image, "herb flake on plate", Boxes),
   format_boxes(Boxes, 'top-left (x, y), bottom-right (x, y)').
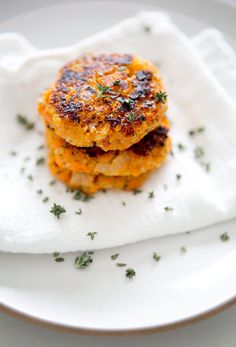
top-left (50, 203), bottom-right (66, 219)
top-left (75, 252), bottom-right (93, 269)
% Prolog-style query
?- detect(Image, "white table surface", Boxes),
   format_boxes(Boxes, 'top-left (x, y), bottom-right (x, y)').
top-left (0, 0), bottom-right (235, 345)
top-left (1, 306), bottom-right (236, 347)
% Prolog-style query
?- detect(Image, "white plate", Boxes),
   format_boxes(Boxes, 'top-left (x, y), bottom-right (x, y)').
top-left (0, 0), bottom-right (236, 335)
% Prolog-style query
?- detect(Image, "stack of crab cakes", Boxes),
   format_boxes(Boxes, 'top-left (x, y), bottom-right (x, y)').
top-left (38, 53), bottom-right (171, 194)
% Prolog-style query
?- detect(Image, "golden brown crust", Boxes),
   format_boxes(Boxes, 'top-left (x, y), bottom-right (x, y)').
top-left (48, 151), bottom-right (151, 194)
top-left (46, 116), bottom-right (171, 177)
top-left (38, 53), bottom-right (167, 151)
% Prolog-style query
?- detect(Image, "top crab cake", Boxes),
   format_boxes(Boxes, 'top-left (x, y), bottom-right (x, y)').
top-left (38, 53), bottom-right (168, 151)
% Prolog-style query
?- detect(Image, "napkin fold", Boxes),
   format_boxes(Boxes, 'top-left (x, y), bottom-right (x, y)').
top-left (0, 11), bottom-right (236, 253)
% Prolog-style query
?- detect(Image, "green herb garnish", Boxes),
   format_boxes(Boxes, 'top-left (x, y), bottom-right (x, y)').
top-left (126, 111), bottom-right (136, 124)
top-left (180, 246), bottom-right (187, 254)
top-left (75, 208), bottom-right (82, 215)
top-left (36, 157), bottom-right (45, 166)
top-left (37, 189), bottom-right (43, 194)
top-left (43, 197), bottom-right (49, 203)
top-left (113, 79), bottom-right (121, 86)
top-left (50, 203), bottom-right (66, 219)
top-left (87, 232), bottom-right (97, 240)
top-left (49, 180), bottom-right (56, 186)
top-left (111, 254), bottom-right (119, 260)
top-left (73, 190), bottom-right (94, 202)
top-left (176, 174), bottom-right (182, 181)
top-left (200, 162), bottom-right (211, 172)
top-left (75, 252), bottom-right (93, 269)
top-left (155, 91), bottom-right (168, 104)
top-left (153, 253), bottom-right (161, 262)
top-left (53, 252), bottom-right (60, 257)
top-left (148, 191), bottom-right (155, 199)
top-left (116, 263), bottom-right (127, 267)
top-left (95, 83), bottom-right (110, 99)
top-left (189, 127), bottom-right (205, 136)
top-left (126, 268), bottom-right (136, 278)
top-left (164, 206), bottom-right (173, 212)
top-left (177, 143), bottom-right (186, 151)
top-left (122, 201), bottom-right (126, 206)
top-left (220, 232), bottom-right (230, 242)
top-left (133, 189), bottom-right (142, 195)
top-left (17, 114), bottom-right (35, 130)
top-left (55, 257), bottom-right (64, 262)
top-left (27, 175), bottom-right (33, 181)
top-left (194, 146), bottom-right (204, 159)
top-left (10, 151), bottom-right (17, 156)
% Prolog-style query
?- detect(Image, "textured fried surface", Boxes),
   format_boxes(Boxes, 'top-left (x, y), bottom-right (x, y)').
top-left (46, 116), bottom-right (171, 177)
top-left (38, 53), bottom-right (167, 151)
top-left (48, 151), bottom-right (151, 194)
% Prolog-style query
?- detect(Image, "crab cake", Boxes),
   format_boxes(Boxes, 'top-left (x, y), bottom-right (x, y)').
top-left (38, 53), bottom-right (168, 151)
top-left (48, 151), bottom-right (151, 194)
top-left (46, 116), bottom-right (171, 177)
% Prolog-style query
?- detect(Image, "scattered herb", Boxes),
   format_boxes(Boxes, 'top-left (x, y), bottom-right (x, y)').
top-left (180, 246), bottom-right (187, 254)
top-left (36, 157), bottom-right (45, 166)
top-left (116, 263), bottom-right (127, 267)
top-left (49, 180), bottom-right (56, 186)
top-left (155, 91), bottom-right (168, 104)
top-left (126, 111), bottom-right (136, 124)
top-left (176, 174), bottom-right (182, 181)
top-left (75, 252), bottom-right (93, 269)
top-left (113, 79), bottom-right (121, 86)
top-left (43, 197), bottom-right (49, 203)
top-left (189, 127), bottom-right (205, 137)
top-left (126, 268), bottom-right (136, 278)
top-left (111, 254), bottom-right (119, 260)
top-left (220, 232), bottom-right (230, 242)
top-left (10, 151), bottom-right (17, 156)
top-left (200, 162), bottom-right (211, 172)
top-left (27, 175), bottom-right (33, 181)
top-left (122, 201), bottom-right (126, 206)
top-left (37, 189), bottom-right (43, 194)
top-left (87, 232), bottom-right (97, 240)
top-left (50, 203), bottom-right (66, 219)
top-left (164, 206), bottom-right (173, 212)
top-left (177, 143), bottom-right (186, 151)
top-left (53, 252), bottom-right (60, 257)
top-left (153, 252), bottom-right (161, 262)
top-left (20, 167), bottom-right (25, 174)
top-left (37, 144), bottom-right (44, 150)
top-left (17, 114), bottom-right (35, 130)
top-left (148, 191), bottom-right (155, 199)
top-left (75, 208), bottom-right (82, 215)
top-left (133, 189), bottom-right (142, 195)
top-left (55, 257), bottom-right (64, 262)
top-left (95, 83), bottom-right (110, 99)
top-left (194, 146), bottom-right (204, 159)
top-left (143, 25), bottom-right (151, 33)
top-left (73, 190), bottom-right (94, 202)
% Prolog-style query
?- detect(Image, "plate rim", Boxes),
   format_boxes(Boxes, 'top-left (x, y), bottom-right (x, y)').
top-left (1, 296), bottom-right (236, 336)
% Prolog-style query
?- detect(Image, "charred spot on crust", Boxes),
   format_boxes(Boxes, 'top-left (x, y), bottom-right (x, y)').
top-left (131, 126), bottom-right (169, 156)
top-left (84, 146), bottom-right (105, 158)
top-left (136, 70), bottom-right (153, 81)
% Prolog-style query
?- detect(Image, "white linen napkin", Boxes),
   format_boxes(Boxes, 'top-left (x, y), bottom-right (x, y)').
top-left (0, 11), bottom-right (235, 253)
